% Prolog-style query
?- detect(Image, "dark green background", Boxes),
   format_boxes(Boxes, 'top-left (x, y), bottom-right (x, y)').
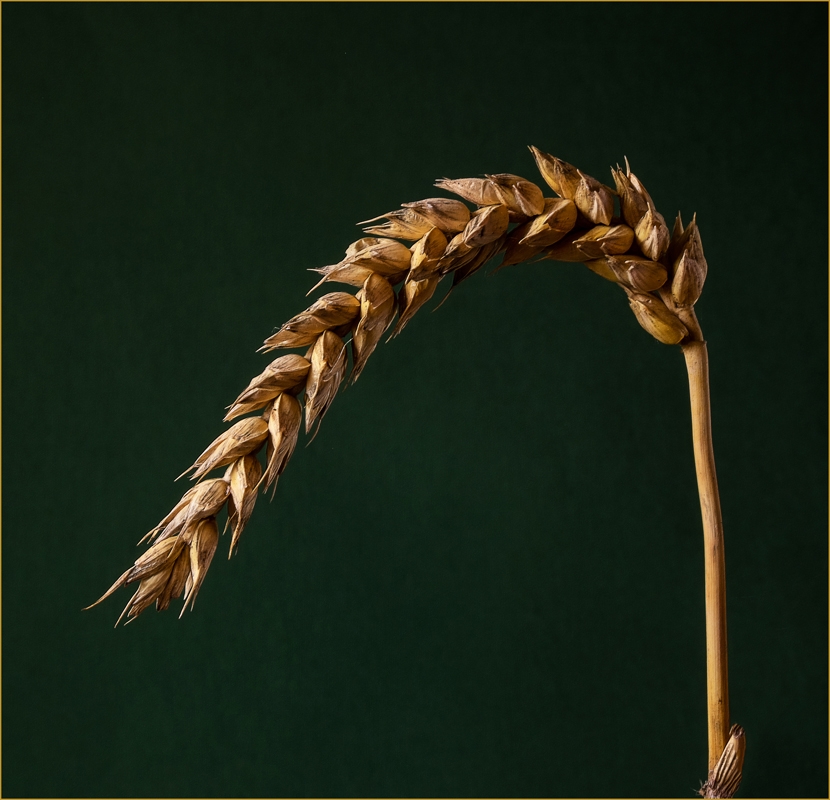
top-left (3, 3), bottom-right (827, 798)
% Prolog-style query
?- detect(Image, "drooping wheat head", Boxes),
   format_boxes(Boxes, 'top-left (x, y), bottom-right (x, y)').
top-left (87, 147), bottom-right (708, 625)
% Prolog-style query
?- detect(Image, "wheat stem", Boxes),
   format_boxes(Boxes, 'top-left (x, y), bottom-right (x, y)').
top-left (682, 335), bottom-right (743, 797)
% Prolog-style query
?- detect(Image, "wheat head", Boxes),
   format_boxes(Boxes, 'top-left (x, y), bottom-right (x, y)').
top-left (87, 147), bottom-right (709, 625)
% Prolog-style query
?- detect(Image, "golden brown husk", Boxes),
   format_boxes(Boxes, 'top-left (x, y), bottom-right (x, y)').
top-left (671, 215), bottom-right (708, 306)
top-left (263, 393), bottom-right (302, 493)
top-left (351, 273), bottom-right (397, 382)
top-left (225, 354), bottom-right (311, 420)
top-left (627, 291), bottom-right (689, 344)
top-left (304, 330), bottom-right (347, 434)
top-left (226, 454), bottom-right (262, 555)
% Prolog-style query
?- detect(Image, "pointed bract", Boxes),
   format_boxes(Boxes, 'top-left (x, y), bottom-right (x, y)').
top-left (461, 204), bottom-right (510, 248)
top-left (528, 146), bottom-right (581, 199)
top-left (225, 454), bottom-right (263, 555)
top-left (260, 294), bottom-right (361, 351)
top-left (345, 237), bottom-right (385, 257)
top-left (263, 393), bottom-right (302, 495)
top-left (155, 548), bottom-right (191, 612)
top-left (612, 165), bottom-right (649, 228)
top-left (351, 273), bottom-right (397, 383)
top-left (225, 354), bottom-right (311, 421)
top-left (574, 170), bottom-right (614, 225)
top-left (183, 418), bottom-right (269, 481)
top-left (434, 177), bottom-right (503, 206)
top-left (500, 197), bottom-right (577, 268)
top-left (449, 238), bottom-right (503, 287)
top-left (573, 224), bottom-right (634, 258)
top-left (671, 215), bottom-right (707, 306)
top-left (667, 211), bottom-right (685, 265)
top-left (485, 173), bottom-right (545, 216)
top-left (180, 518), bottom-right (219, 616)
top-left (627, 292), bottom-right (689, 345)
top-left (118, 569), bottom-right (175, 626)
top-left (391, 274), bottom-right (441, 338)
top-left (401, 198), bottom-right (470, 233)
top-left (87, 536), bottom-right (184, 611)
top-left (634, 203), bottom-right (670, 261)
top-left (409, 226), bottom-right (448, 282)
top-left (543, 230), bottom-right (594, 263)
top-left (143, 478), bottom-right (230, 544)
top-left (344, 238), bottom-right (413, 273)
top-left (606, 255), bottom-right (668, 293)
top-left (304, 330), bottom-right (347, 434)
top-left (360, 207), bottom-right (434, 240)
top-left (519, 197), bottom-right (578, 247)
top-left (310, 238), bottom-right (412, 292)
top-left (441, 231), bottom-right (474, 263)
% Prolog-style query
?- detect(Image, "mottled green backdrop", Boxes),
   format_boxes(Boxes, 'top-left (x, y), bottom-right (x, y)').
top-left (3, 3), bottom-right (827, 798)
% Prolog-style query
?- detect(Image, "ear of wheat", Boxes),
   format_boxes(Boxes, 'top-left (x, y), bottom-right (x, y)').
top-left (87, 147), bottom-right (744, 798)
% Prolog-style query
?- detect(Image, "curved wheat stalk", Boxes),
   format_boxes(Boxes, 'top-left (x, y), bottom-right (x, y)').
top-left (86, 146), bottom-right (743, 797)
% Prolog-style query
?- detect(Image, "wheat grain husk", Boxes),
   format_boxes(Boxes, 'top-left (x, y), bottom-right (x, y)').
top-left (142, 478), bottom-right (230, 544)
top-left (634, 203), bottom-right (670, 261)
top-left (573, 224), bottom-right (635, 258)
top-left (543, 230), bottom-right (594, 263)
top-left (671, 214), bottom-right (707, 306)
top-left (401, 198), bottom-right (470, 232)
top-left (434, 176), bottom-right (503, 206)
top-left (345, 237), bottom-right (385, 257)
top-left (528, 146), bottom-right (582, 199)
top-left (263, 392), bottom-right (302, 493)
top-left (574, 170), bottom-right (615, 225)
top-left (261, 294), bottom-right (361, 351)
top-left (667, 211), bottom-right (686, 264)
top-left (612, 165), bottom-right (649, 227)
top-left (182, 417), bottom-right (269, 481)
top-left (225, 354), bottom-right (311, 421)
top-left (500, 198), bottom-right (578, 267)
top-left (461, 204), bottom-right (510, 248)
top-left (521, 197), bottom-right (577, 246)
top-left (117, 569), bottom-right (174, 625)
top-left (226, 453), bottom-right (262, 555)
top-left (583, 257), bottom-right (619, 284)
top-left (351, 273), bottom-right (397, 382)
top-left (392, 274), bottom-right (441, 337)
top-left (485, 173), bottom-right (545, 217)
top-left (627, 291), bottom-right (688, 345)
top-left (179, 517), bottom-right (219, 615)
top-left (441, 231), bottom-right (474, 264)
top-left (359, 207), bottom-right (434, 240)
top-left (86, 535), bottom-right (185, 613)
top-left (304, 330), bottom-right (347, 434)
top-left (450, 238), bottom-right (504, 287)
top-left (311, 238), bottom-right (412, 291)
top-left (155, 547), bottom-right (191, 612)
top-left (409, 227), bottom-right (448, 282)
top-left (600, 254), bottom-right (668, 293)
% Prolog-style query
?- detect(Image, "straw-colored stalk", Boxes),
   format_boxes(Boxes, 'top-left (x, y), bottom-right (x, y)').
top-left (87, 147), bottom-right (744, 797)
